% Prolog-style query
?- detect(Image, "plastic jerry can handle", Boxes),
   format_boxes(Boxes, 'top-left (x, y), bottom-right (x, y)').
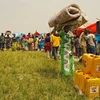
top-left (94, 56), bottom-right (98, 58)
top-left (90, 55), bottom-right (94, 57)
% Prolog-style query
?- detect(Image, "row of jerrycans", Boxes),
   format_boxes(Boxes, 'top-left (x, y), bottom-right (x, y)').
top-left (74, 70), bottom-right (100, 99)
top-left (82, 53), bottom-right (100, 77)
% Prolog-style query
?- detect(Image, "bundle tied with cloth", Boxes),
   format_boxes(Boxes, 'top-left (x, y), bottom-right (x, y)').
top-left (48, 4), bottom-right (88, 32)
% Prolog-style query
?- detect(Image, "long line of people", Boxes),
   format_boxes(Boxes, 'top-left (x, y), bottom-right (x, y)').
top-left (0, 31), bottom-right (61, 60)
top-left (0, 29), bottom-right (99, 61)
top-left (0, 32), bottom-right (42, 51)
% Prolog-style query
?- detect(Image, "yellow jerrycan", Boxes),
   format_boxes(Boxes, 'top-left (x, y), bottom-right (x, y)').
top-left (81, 53), bottom-right (94, 74)
top-left (74, 70), bottom-right (83, 87)
top-left (85, 77), bottom-right (100, 99)
top-left (91, 56), bottom-right (100, 78)
top-left (78, 73), bottom-right (91, 93)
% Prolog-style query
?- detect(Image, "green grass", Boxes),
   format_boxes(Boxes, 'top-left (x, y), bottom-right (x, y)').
top-left (0, 51), bottom-right (90, 100)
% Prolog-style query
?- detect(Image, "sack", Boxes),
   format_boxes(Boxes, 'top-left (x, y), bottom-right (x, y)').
top-left (27, 38), bottom-right (33, 43)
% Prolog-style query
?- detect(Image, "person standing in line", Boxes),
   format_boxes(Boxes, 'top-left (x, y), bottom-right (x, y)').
top-left (44, 33), bottom-right (52, 58)
top-left (0, 33), bottom-right (5, 51)
top-left (50, 31), bottom-right (54, 56)
top-left (11, 34), bottom-right (18, 51)
top-left (73, 35), bottom-right (81, 58)
top-left (50, 31), bottom-right (61, 60)
top-left (34, 35), bottom-right (39, 51)
top-left (27, 36), bottom-right (33, 51)
top-left (79, 28), bottom-right (88, 56)
top-left (96, 40), bottom-right (100, 55)
top-left (21, 34), bottom-right (28, 51)
top-left (86, 30), bottom-right (96, 54)
top-left (39, 36), bottom-right (45, 51)
top-left (27, 33), bottom-right (33, 51)
top-left (5, 34), bottom-right (11, 50)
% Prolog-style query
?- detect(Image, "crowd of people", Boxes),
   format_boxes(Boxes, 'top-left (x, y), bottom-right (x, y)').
top-left (0, 32), bottom-right (43, 51)
top-left (0, 28), bottom-right (100, 60)
top-left (74, 28), bottom-right (100, 58)
top-left (0, 31), bottom-right (61, 60)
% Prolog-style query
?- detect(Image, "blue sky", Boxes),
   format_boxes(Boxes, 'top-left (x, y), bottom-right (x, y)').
top-left (0, 0), bottom-right (100, 33)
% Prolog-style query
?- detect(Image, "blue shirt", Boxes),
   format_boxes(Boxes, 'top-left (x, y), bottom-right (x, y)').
top-left (45, 36), bottom-right (50, 42)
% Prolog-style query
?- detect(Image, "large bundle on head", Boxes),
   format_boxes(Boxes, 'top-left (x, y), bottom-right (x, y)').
top-left (48, 4), bottom-right (88, 32)
top-left (5, 30), bottom-right (12, 35)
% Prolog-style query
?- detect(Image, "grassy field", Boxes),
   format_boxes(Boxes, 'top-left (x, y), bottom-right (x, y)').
top-left (0, 51), bottom-right (96, 100)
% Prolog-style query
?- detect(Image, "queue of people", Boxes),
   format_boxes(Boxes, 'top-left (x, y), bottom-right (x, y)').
top-left (0, 28), bottom-right (99, 61)
top-left (0, 31), bottom-right (61, 60)
top-left (0, 32), bottom-right (42, 51)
